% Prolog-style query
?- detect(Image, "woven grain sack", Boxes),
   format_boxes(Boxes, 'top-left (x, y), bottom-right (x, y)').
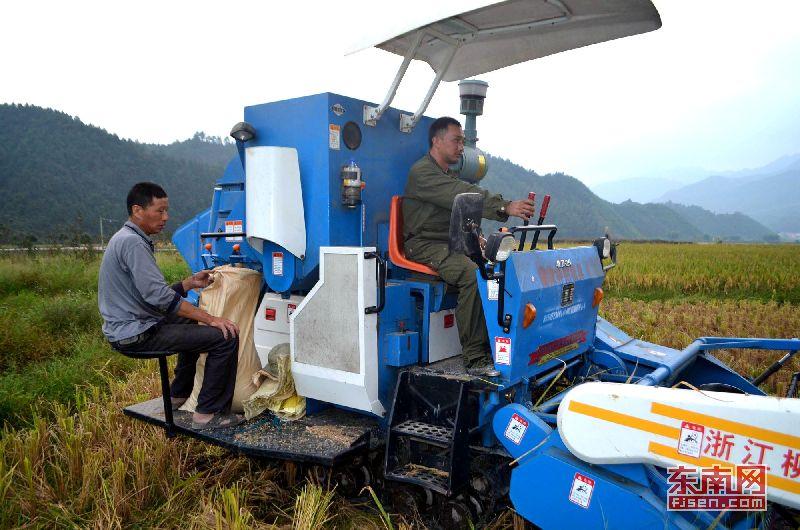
top-left (180, 265), bottom-right (262, 414)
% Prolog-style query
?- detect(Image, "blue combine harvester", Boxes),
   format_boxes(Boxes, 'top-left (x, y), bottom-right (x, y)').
top-left (124, 1), bottom-right (800, 527)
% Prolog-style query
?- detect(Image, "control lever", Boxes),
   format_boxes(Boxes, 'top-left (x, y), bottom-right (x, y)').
top-left (530, 195), bottom-right (551, 250)
top-left (516, 192), bottom-right (536, 251)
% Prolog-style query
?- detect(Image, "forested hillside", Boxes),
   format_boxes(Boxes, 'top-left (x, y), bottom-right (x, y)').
top-left (0, 104), bottom-right (777, 243)
top-left (0, 104), bottom-right (230, 244)
top-left (481, 157), bottom-right (773, 241)
top-left (662, 202), bottom-right (777, 242)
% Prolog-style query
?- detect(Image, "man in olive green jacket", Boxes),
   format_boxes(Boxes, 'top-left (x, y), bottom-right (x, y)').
top-left (403, 117), bottom-right (535, 370)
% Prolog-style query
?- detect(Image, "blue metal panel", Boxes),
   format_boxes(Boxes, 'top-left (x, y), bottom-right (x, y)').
top-left (173, 156), bottom-right (261, 272)
top-left (242, 93), bottom-right (433, 291)
top-left (173, 207), bottom-right (210, 273)
top-left (385, 332), bottom-right (420, 366)
top-left (492, 404), bottom-right (732, 530)
top-left (478, 246), bottom-right (605, 383)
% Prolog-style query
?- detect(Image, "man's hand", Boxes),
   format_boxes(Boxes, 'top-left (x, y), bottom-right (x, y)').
top-left (208, 316), bottom-right (239, 339)
top-left (176, 301), bottom-right (239, 339)
top-left (506, 199), bottom-right (536, 221)
top-left (185, 270), bottom-right (215, 291)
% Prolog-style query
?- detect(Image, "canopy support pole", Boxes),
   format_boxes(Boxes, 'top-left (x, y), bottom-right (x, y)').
top-left (363, 31), bottom-right (425, 127)
top-left (400, 36), bottom-right (460, 133)
top-left (363, 27), bottom-right (462, 132)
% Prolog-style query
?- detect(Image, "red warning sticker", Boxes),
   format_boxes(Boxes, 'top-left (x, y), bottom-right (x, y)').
top-left (225, 220), bottom-right (243, 242)
top-left (495, 337), bottom-right (511, 365)
top-left (504, 413), bottom-right (528, 445)
top-left (272, 252), bottom-right (284, 276)
top-left (569, 472), bottom-right (595, 509)
top-left (287, 303), bottom-right (297, 322)
top-left (677, 421), bottom-right (704, 458)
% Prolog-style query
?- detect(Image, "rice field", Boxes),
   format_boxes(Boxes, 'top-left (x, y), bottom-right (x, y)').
top-left (0, 243), bottom-right (797, 528)
top-left (603, 242), bottom-right (800, 303)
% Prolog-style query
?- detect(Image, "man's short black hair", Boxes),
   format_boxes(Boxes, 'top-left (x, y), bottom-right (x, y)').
top-left (127, 182), bottom-right (167, 215)
top-left (429, 117), bottom-right (462, 148)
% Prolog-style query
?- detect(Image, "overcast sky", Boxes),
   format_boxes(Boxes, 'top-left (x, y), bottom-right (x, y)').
top-left (2, 0), bottom-right (798, 185)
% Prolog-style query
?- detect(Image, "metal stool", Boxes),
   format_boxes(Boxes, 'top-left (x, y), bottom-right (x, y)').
top-left (117, 350), bottom-right (179, 437)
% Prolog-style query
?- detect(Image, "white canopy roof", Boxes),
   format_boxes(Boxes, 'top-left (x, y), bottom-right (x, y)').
top-left (350, 0), bottom-right (661, 82)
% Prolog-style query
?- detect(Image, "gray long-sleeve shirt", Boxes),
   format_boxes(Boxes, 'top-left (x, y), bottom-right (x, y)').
top-left (98, 221), bottom-right (184, 342)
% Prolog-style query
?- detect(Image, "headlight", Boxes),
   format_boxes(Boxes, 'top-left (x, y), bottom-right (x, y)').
top-left (229, 121), bottom-right (256, 142)
top-left (485, 232), bottom-right (516, 262)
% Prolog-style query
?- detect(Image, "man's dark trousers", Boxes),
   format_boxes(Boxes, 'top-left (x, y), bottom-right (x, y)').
top-left (113, 313), bottom-right (239, 414)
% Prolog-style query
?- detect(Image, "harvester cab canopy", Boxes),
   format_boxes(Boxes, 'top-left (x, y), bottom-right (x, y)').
top-left (353, 0), bottom-right (661, 130)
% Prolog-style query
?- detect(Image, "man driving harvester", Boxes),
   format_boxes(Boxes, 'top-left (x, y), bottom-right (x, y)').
top-left (403, 117), bottom-right (535, 373)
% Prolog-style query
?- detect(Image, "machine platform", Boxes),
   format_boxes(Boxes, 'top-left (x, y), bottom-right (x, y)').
top-left (123, 398), bottom-right (380, 465)
top-left (413, 356), bottom-right (473, 380)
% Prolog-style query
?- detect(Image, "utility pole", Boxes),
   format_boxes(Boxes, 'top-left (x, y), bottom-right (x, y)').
top-left (99, 217), bottom-right (116, 249)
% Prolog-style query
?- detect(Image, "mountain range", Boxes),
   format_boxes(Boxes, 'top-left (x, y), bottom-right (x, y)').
top-left (591, 154), bottom-right (800, 237)
top-left (0, 103), bottom-right (778, 244)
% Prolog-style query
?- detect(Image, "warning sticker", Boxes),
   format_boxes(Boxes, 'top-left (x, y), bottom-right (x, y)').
top-left (487, 279), bottom-right (499, 300)
top-left (272, 252), bottom-right (284, 276)
top-left (504, 413), bottom-right (528, 445)
top-left (225, 220), bottom-right (243, 242)
top-left (495, 337), bottom-right (511, 365)
top-left (569, 473), bottom-right (595, 509)
top-left (287, 303), bottom-right (297, 322)
top-left (677, 421), bottom-right (704, 458)
top-left (329, 124), bottom-right (340, 150)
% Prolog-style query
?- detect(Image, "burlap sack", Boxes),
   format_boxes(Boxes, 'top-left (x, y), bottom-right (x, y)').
top-left (242, 343), bottom-right (306, 421)
top-left (179, 265), bottom-right (262, 414)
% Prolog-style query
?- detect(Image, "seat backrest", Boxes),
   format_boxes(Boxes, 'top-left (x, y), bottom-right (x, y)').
top-left (388, 196), bottom-right (439, 277)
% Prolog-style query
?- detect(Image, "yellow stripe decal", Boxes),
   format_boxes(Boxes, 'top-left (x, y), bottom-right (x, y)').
top-left (568, 400), bottom-right (680, 439)
top-left (649, 441), bottom-right (800, 495)
top-left (651, 402), bottom-right (800, 449)
top-left (568, 400), bottom-right (800, 495)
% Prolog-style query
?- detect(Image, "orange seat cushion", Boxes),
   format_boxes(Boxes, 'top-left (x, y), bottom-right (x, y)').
top-left (388, 196), bottom-right (439, 277)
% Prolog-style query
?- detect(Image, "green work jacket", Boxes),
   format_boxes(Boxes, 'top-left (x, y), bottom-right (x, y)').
top-left (403, 154), bottom-right (510, 243)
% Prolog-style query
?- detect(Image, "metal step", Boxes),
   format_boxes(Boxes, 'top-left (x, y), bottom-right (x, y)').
top-left (392, 420), bottom-right (453, 445)
top-left (386, 463), bottom-right (451, 495)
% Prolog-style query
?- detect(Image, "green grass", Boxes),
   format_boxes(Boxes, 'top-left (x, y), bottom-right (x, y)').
top-left (0, 250), bottom-right (188, 429)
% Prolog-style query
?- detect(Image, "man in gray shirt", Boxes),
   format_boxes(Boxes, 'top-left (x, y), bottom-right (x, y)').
top-left (99, 182), bottom-right (241, 430)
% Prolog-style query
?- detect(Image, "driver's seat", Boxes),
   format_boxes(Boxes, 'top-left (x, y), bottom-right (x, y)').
top-left (388, 196), bottom-right (439, 277)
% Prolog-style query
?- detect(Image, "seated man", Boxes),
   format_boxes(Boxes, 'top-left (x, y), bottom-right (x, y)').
top-left (403, 117), bottom-right (534, 372)
top-left (98, 182), bottom-right (241, 430)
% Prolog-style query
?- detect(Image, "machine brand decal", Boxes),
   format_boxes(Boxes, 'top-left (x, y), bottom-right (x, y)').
top-left (272, 252), bottom-right (284, 276)
top-left (495, 337), bottom-right (511, 365)
top-left (329, 124), bottom-right (341, 150)
top-left (677, 421), bottom-right (705, 458)
top-left (528, 330), bottom-right (588, 365)
top-left (561, 282), bottom-right (575, 306)
top-left (287, 303), bottom-right (297, 322)
top-left (504, 413), bottom-right (528, 444)
top-left (542, 302), bottom-right (586, 323)
top-left (556, 258), bottom-right (572, 268)
top-left (569, 473), bottom-right (595, 509)
top-left (331, 103), bottom-right (345, 116)
top-left (487, 279), bottom-right (499, 300)
top-left (225, 220), bottom-right (243, 242)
